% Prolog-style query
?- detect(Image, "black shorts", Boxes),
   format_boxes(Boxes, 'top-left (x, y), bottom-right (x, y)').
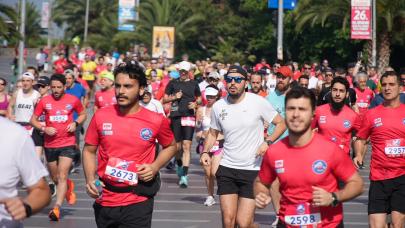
top-left (44, 146), bottom-right (77, 163)
top-left (32, 128), bottom-right (44, 147)
top-left (170, 117), bottom-right (194, 142)
top-left (216, 165), bottom-right (258, 199)
top-left (368, 174), bottom-right (405, 214)
top-left (86, 80), bottom-right (95, 89)
top-left (93, 198), bottom-right (154, 228)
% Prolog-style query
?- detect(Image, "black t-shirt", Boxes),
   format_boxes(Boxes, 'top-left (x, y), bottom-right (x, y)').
top-left (317, 87), bottom-right (357, 106)
top-left (165, 79), bottom-right (201, 117)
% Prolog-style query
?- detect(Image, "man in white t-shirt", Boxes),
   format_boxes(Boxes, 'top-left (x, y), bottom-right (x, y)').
top-left (139, 89), bottom-right (165, 115)
top-left (200, 65), bottom-right (286, 228)
top-left (0, 117), bottom-right (51, 226)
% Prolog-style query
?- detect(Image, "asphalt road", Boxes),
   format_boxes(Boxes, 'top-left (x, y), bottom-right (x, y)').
top-left (0, 55), bottom-right (370, 227)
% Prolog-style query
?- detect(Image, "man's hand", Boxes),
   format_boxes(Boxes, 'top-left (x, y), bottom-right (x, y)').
top-left (188, 102), bottom-right (197, 110)
top-left (312, 186), bottom-right (333, 206)
top-left (256, 142), bottom-right (268, 157)
top-left (353, 156), bottom-right (364, 169)
top-left (255, 192), bottom-right (271, 209)
top-left (175, 90), bottom-right (183, 100)
top-left (86, 180), bottom-right (104, 199)
top-left (44, 127), bottom-right (57, 136)
top-left (0, 197), bottom-right (27, 220)
top-left (200, 153), bottom-right (211, 166)
top-left (137, 164), bottom-right (158, 182)
top-left (66, 122), bottom-right (77, 133)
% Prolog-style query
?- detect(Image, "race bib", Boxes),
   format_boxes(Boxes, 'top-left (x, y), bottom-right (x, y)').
top-left (284, 203), bottom-right (321, 227)
top-left (49, 115), bottom-right (68, 123)
top-left (104, 157), bottom-right (138, 186)
top-left (181, 116), bottom-right (196, 127)
top-left (357, 102), bottom-right (369, 108)
top-left (384, 139), bottom-right (405, 157)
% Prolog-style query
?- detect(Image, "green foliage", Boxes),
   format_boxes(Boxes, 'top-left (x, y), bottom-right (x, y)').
top-left (0, 3), bottom-right (18, 40)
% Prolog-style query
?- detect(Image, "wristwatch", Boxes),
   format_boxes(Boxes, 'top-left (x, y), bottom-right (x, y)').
top-left (266, 139), bottom-right (274, 146)
top-left (23, 202), bottom-right (32, 218)
top-left (331, 192), bottom-right (339, 207)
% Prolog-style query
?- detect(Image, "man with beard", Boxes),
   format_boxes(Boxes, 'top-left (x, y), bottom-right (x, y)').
top-left (94, 71), bottom-right (117, 111)
top-left (312, 77), bottom-right (362, 156)
top-left (353, 71), bottom-right (405, 228)
top-left (249, 73), bottom-right (267, 97)
top-left (254, 87), bottom-right (364, 227)
top-left (200, 65), bottom-right (286, 228)
top-left (82, 61), bottom-right (176, 227)
top-left (30, 74), bottom-right (87, 221)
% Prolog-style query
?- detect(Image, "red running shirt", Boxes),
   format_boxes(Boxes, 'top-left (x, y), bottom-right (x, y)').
top-left (94, 89), bottom-right (117, 109)
top-left (356, 104), bottom-right (405, 181)
top-left (85, 106), bottom-right (174, 207)
top-left (259, 134), bottom-right (357, 227)
top-left (354, 87), bottom-right (374, 114)
top-left (34, 94), bottom-right (84, 148)
top-left (312, 104), bottom-right (361, 155)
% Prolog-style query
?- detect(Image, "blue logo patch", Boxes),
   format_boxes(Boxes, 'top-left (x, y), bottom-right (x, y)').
top-left (403, 118), bottom-right (405, 125)
top-left (331, 136), bottom-right (337, 142)
top-left (343, 120), bottom-right (351, 129)
top-left (296, 204), bottom-right (305, 215)
top-left (66, 104), bottom-right (73, 110)
top-left (312, 160), bottom-right (327, 175)
top-left (140, 128), bottom-right (153, 141)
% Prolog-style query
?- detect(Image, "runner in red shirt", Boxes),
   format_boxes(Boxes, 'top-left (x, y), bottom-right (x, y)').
top-left (354, 71), bottom-right (405, 228)
top-left (30, 74), bottom-right (87, 221)
top-left (353, 72), bottom-right (374, 115)
top-left (313, 77), bottom-right (361, 155)
top-left (94, 71), bottom-right (117, 112)
top-left (53, 53), bottom-right (68, 74)
top-left (255, 87), bottom-right (363, 228)
top-left (82, 61), bottom-right (177, 227)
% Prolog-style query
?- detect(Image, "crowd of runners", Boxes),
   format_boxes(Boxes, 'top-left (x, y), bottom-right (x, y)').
top-left (0, 46), bottom-right (404, 228)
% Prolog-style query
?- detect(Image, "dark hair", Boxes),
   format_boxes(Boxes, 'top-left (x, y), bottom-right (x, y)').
top-left (331, 77), bottom-right (350, 92)
top-left (0, 77), bottom-right (7, 86)
top-left (299, 74), bottom-right (309, 81)
top-left (285, 87), bottom-right (316, 111)
top-left (114, 60), bottom-right (147, 88)
top-left (335, 67), bottom-right (346, 75)
top-left (380, 71), bottom-right (401, 85)
top-left (205, 84), bottom-right (221, 100)
top-left (399, 68), bottom-right (405, 75)
top-left (50, 74), bottom-right (66, 85)
top-left (26, 66), bottom-right (38, 76)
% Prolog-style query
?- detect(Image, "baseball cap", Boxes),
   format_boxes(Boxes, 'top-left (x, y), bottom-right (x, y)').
top-left (21, 72), bottom-right (35, 80)
top-left (207, 71), bottom-right (220, 79)
top-left (276, 66), bottom-right (293, 78)
top-left (178, 61), bottom-right (191, 72)
top-left (37, 76), bottom-right (50, 86)
top-left (205, 87), bottom-right (219, 97)
top-left (226, 65), bottom-right (247, 78)
top-left (100, 71), bottom-right (114, 81)
top-left (64, 69), bottom-right (74, 75)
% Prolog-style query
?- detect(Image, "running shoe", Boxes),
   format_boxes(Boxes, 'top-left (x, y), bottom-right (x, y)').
top-left (48, 206), bottom-right (60, 221)
top-left (48, 183), bottom-right (56, 198)
top-left (204, 196), bottom-right (216, 206)
top-left (179, 175), bottom-right (188, 188)
top-left (176, 166), bottom-right (184, 178)
top-left (65, 179), bottom-right (76, 205)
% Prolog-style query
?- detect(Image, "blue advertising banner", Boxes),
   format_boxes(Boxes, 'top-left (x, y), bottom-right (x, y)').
top-left (118, 0), bottom-right (136, 31)
top-left (268, 0), bottom-right (297, 10)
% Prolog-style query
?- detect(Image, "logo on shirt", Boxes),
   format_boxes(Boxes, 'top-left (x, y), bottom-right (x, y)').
top-left (296, 204), bottom-right (305, 215)
top-left (219, 109), bottom-right (228, 121)
top-left (140, 128), bottom-right (153, 141)
top-left (319, 116), bottom-right (326, 124)
top-left (275, 160), bottom-right (285, 174)
top-left (102, 123), bottom-right (113, 135)
top-left (373, 118), bottom-right (383, 127)
top-left (116, 160), bottom-right (134, 170)
top-left (343, 120), bottom-right (351, 129)
top-left (392, 139), bottom-right (401, 147)
top-left (45, 103), bottom-right (52, 110)
top-left (331, 136), bottom-right (337, 142)
top-left (66, 104), bottom-right (73, 111)
top-left (402, 118), bottom-right (405, 125)
top-left (312, 160), bottom-right (327, 175)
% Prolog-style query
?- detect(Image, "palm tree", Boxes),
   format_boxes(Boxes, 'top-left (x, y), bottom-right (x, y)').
top-left (25, 2), bottom-right (44, 47)
top-left (294, 0), bottom-right (405, 73)
top-left (0, 3), bottom-right (18, 41)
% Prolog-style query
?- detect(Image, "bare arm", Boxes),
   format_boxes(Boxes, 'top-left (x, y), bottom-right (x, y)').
top-left (200, 128), bottom-right (220, 166)
top-left (162, 94), bottom-right (176, 104)
top-left (353, 138), bottom-right (367, 168)
top-left (267, 114), bottom-right (286, 142)
top-left (254, 177), bottom-right (272, 209)
top-left (7, 92), bottom-right (17, 119)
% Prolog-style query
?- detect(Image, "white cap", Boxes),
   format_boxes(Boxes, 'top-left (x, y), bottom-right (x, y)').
top-left (205, 87), bottom-right (219, 97)
top-left (178, 61), bottom-right (191, 71)
top-left (208, 71), bottom-right (220, 79)
top-left (21, 72), bottom-right (35, 80)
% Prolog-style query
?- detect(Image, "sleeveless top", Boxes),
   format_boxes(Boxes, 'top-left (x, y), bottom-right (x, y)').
top-left (14, 89), bottom-right (40, 123)
top-left (0, 94), bottom-right (8, 111)
top-left (201, 106), bottom-right (211, 131)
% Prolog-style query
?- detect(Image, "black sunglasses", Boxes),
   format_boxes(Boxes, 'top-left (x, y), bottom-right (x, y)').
top-left (224, 75), bottom-right (245, 83)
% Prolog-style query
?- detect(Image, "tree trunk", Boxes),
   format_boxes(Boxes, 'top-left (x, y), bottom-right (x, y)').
top-left (377, 31), bottom-right (391, 75)
top-left (365, 39), bottom-right (373, 67)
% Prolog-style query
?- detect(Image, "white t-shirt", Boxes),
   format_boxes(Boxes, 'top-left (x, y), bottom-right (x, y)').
top-left (210, 92), bottom-right (278, 170)
top-left (14, 89), bottom-right (40, 123)
top-left (0, 117), bottom-right (48, 224)
top-left (308, 76), bottom-right (319, 89)
top-left (266, 74), bottom-right (277, 94)
top-left (140, 99), bottom-right (165, 116)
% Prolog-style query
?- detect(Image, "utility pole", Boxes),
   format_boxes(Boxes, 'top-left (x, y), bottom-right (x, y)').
top-left (371, 0), bottom-right (377, 67)
top-left (277, 0), bottom-right (284, 61)
top-left (47, 0), bottom-right (52, 50)
top-left (18, 0), bottom-right (26, 77)
top-left (84, 0), bottom-right (90, 43)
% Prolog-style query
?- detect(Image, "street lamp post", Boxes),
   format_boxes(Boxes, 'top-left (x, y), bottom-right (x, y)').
top-left (18, 0), bottom-right (26, 77)
top-left (84, 0), bottom-right (90, 43)
top-left (277, 0), bottom-right (284, 61)
top-left (371, 0), bottom-right (377, 67)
